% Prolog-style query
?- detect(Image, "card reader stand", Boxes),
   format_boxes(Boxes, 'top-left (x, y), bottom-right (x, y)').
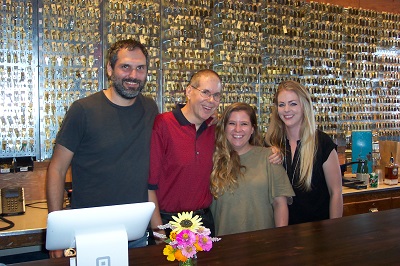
top-left (73, 224), bottom-right (128, 266)
top-left (342, 178), bottom-right (367, 190)
top-left (341, 162), bottom-right (368, 190)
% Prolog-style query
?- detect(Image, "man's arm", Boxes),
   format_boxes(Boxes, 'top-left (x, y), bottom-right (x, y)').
top-left (148, 189), bottom-right (166, 244)
top-left (46, 144), bottom-right (74, 213)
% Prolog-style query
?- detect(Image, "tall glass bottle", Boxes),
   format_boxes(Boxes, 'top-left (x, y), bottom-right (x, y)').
top-left (384, 153), bottom-right (398, 185)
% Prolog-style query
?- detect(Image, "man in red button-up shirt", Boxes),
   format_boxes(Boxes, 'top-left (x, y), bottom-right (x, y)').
top-left (148, 69), bottom-right (222, 239)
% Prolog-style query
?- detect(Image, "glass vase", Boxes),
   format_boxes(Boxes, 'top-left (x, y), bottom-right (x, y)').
top-left (179, 257), bottom-right (197, 266)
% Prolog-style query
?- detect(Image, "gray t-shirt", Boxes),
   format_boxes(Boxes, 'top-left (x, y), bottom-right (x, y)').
top-left (56, 91), bottom-right (158, 208)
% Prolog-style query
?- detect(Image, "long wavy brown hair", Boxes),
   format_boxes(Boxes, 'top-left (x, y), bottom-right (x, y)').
top-left (210, 102), bottom-right (263, 198)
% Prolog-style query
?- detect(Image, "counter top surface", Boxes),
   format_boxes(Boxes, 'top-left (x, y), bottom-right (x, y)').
top-left (342, 174), bottom-right (400, 195)
top-left (2, 183), bottom-right (400, 250)
top-left (0, 202), bottom-right (47, 250)
top-left (9, 208), bottom-right (400, 266)
top-left (0, 202), bottom-right (47, 235)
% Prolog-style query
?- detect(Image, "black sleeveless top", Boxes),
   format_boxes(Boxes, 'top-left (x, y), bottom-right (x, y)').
top-left (283, 130), bottom-right (337, 225)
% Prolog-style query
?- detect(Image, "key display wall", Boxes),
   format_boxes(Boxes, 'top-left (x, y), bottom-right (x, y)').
top-left (0, 0), bottom-right (399, 161)
top-left (39, 0), bottom-right (102, 159)
top-left (1, 1), bottom-right (38, 159)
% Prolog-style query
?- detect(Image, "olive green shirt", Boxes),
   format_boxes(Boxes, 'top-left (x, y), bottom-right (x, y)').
top-left (211, 146), bottom-right (295, 236)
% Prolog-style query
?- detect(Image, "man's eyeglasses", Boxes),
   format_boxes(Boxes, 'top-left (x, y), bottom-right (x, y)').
top-left (189, 85), bottom-right (222, 102)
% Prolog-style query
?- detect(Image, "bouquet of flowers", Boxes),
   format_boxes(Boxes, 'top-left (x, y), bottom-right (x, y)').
top-left (154, 211), bottom-right (221, 265)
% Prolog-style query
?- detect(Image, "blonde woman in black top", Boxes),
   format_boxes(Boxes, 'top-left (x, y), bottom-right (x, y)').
top-left (265, 80), bottom-right (343, 224)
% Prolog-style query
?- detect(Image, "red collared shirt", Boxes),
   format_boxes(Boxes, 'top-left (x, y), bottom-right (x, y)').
top-left (148, 105), bottom-right (215, 212)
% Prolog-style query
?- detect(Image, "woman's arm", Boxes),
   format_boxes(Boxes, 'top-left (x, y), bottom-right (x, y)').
top-left (272, 196), bottom-right (289, 227)
top-left (268, 146), bottom-right (283, 164)
top-left (323, 149), bottom-right (343, 219)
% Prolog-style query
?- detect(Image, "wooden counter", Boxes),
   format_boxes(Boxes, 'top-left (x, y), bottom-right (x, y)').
top-left (342, 180), bottom-right (400, 216)
top-left (342, 181), bottom-right (400, 195)
top-left (0, 202), bottom-right (47, 250)
top-left (2, 183), bottom-right (400, 251)
top-left (9, 208), bottom-right (400, 266)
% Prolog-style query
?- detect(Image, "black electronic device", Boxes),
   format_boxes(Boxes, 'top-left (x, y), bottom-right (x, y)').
top-left (342, 179), bottom-right (368, 190)
top-left (340, 162), bottom-right (368, 189)
top-left (0, 187), bottom-right (26, 216)
top-left (340, 161), bottom-right (362, 176)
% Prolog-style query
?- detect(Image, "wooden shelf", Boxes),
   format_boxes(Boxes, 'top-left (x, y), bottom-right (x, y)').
top-left (343, 184), bottom-right (400, 216)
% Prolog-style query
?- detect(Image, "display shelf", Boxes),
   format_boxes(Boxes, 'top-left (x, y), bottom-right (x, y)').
top-left (37, 0), bottom-right (102, 160)
top-left (161, 0), bottom-right (213, 111)
top-left (0, 0), bottom-right (38, 158)
top-left (105, 0), bottom-right (161, 106)
top-left (0, 0), bottom-right (400, 160)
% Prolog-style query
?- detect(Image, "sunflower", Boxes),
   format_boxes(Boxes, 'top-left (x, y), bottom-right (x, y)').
top-left (169, 211), bottom-right (203, 234)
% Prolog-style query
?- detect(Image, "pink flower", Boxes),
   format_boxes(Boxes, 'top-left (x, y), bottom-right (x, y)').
top-left (181, 244), bottom-right (197, 259)
top-left (158, 212), bottom-right (222, 263)
top-left (176, 229), bottom-right (196, 247)
top-left (196, 226), bottom-right (211, 236)
top-left (197, 235), bottom-right (213, 251)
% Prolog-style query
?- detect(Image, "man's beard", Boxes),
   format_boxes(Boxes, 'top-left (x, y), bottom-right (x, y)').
top-left (111, 74), bottom-right (146, 99)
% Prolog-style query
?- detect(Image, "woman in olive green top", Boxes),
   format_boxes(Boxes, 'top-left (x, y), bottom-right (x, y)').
top-left (210, 103), bottom-right (295, 236)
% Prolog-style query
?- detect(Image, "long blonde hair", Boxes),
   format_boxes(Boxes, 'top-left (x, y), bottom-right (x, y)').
top-left (210, 102), bottom-right (263, 198)
top-left (265, 80), bottom-right (317, 191)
